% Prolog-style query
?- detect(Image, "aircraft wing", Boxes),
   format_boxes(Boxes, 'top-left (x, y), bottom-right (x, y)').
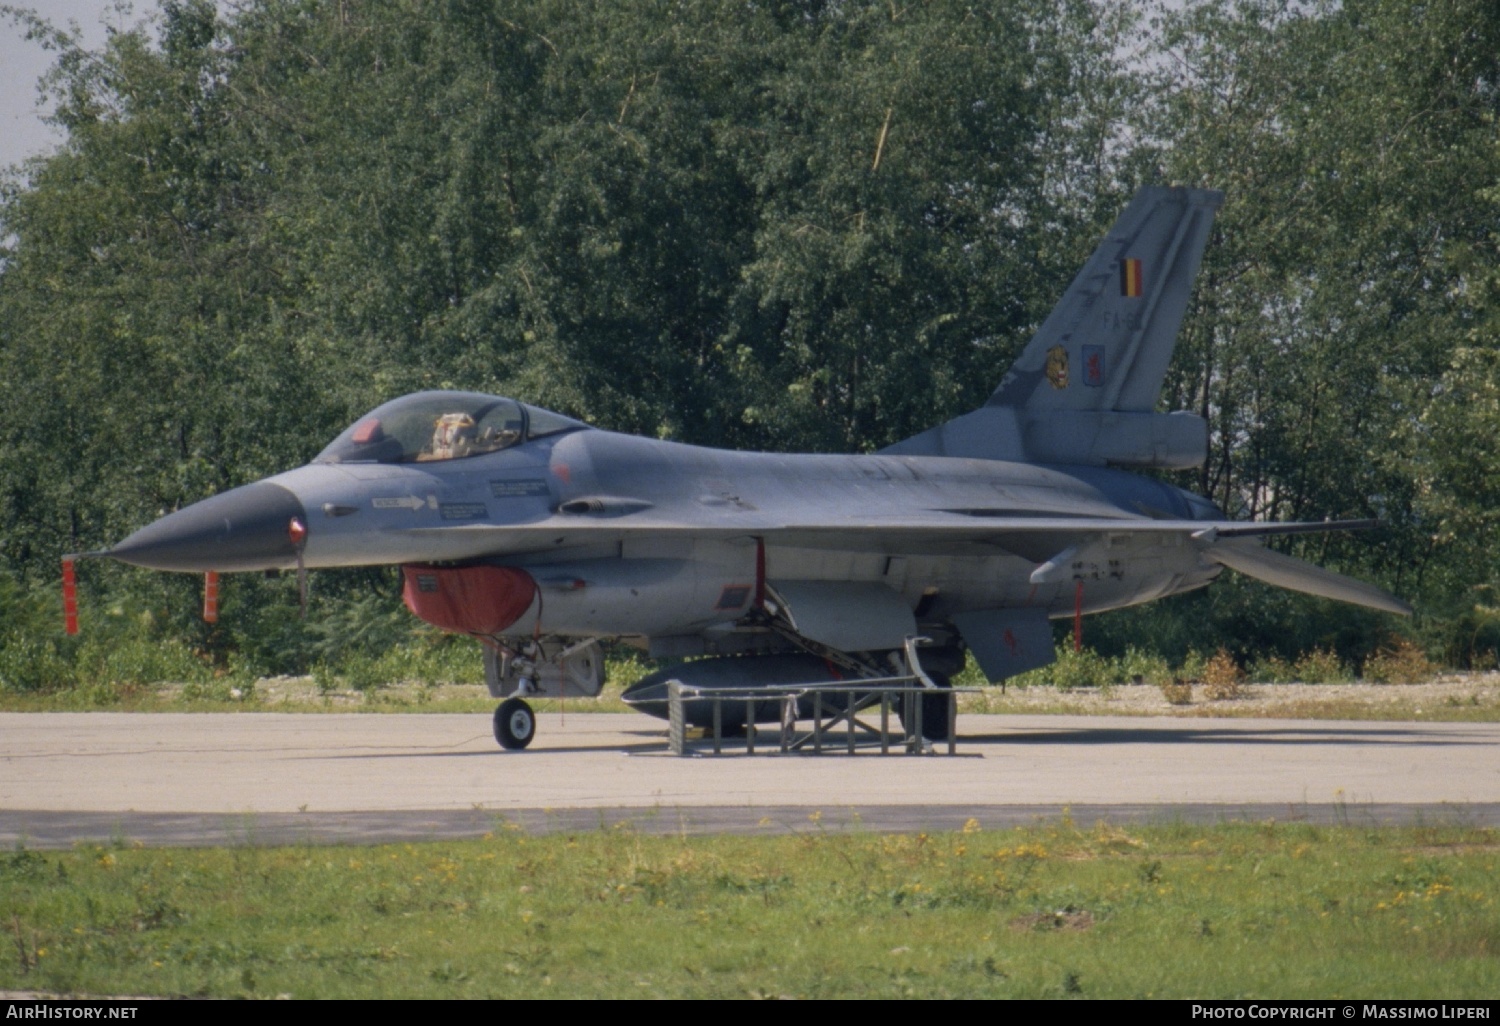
top-left (400, 513), bottom-right (1378, 546)
top-left (399, 513), bottom-right (1410, 615)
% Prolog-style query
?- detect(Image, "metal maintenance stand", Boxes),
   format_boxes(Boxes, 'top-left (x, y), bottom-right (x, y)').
top-left (665, 639), bottom-right (977, 756)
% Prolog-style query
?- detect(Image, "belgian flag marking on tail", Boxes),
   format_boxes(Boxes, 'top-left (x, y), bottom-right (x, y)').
top-left (1120, 257), bottom-right (1143, 298)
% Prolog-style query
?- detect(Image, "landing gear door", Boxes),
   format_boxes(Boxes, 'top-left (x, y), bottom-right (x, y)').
top-left (951, 608), bottom-right (1055, 683)
top-left (483, 639), bottom-right (606, 699)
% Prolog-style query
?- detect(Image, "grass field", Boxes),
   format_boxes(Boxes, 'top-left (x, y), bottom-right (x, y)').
top-left (4, 820), bottom-right (1497, 999)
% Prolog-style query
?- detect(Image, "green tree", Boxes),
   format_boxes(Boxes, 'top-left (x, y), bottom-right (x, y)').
top-left (1140, 0), bottom-right (1500, 651)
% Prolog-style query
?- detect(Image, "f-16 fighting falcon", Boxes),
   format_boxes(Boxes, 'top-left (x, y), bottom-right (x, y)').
top-left (93, 187), bottom-right (1410, 749)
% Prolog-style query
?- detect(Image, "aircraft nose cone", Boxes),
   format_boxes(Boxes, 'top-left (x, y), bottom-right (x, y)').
top-left (109, 482), bottom-right (308, 572)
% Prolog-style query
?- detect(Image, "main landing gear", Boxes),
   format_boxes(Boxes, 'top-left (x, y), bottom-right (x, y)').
top-left (493, 697), bottom-right (536, 750)
top-left (900, 672), bottom-right (953, 743)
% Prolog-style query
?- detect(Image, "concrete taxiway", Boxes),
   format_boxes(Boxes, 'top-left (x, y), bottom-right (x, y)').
top-left (3, 711), bottom-right (1497, 846)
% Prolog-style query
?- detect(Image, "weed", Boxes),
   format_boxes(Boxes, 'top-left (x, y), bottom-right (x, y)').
top-left (1159, 680), bottom-right (1194, 705)
top-left (1249, 653), bottom-right (1298, 683)
top-left (1119, 647), bottom-right (1171, 686)
top-left (180, 678), bottom-right (253, 703)
top-left (10, 915), bottom-right (36, 975)
top-left (1013, 907), bottom-right (1095, 932)
top-left (0, 636), bottom-right (76, 693)
top-left (1008, 644), bottom-right (1119, 690)
top-left (1364, 638), bottom-right (1436, 684)
top-left (429, 961), bottom-right (471, 983)
top-left (0, 850), bottom-right (49, 880)
top-left (1294, 648), bottom-right (1352, 684)
top-left (1202, 648), bottom-right (1246, 701)
top-left (311, 663), bottom-right (342, 697)
top-left (1050, 646), bottom-right (1114, 690)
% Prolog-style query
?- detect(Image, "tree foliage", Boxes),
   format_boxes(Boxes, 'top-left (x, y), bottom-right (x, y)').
top-left (1132, 0), bottom-right (1500, 663)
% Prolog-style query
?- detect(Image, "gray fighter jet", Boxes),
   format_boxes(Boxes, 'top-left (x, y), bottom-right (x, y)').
top-left (101, 186), bottom-right (1410, 749)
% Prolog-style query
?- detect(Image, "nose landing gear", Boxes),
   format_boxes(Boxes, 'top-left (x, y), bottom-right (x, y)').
top-left (482, 638), bottom-right (605, 750)
top-left (493, 697), bottom-right (536, 750)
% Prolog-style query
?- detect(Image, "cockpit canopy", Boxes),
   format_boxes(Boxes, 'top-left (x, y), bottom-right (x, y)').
top-left (315, 391), bottom-right (588, 465)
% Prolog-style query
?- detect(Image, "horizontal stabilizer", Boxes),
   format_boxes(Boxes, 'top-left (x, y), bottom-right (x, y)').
top-left (1205, 541), bottom-right (1412, 616)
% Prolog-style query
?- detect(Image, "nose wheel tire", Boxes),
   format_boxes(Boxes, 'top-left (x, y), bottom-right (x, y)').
top-left (494, 697), bottom-right (536, 750)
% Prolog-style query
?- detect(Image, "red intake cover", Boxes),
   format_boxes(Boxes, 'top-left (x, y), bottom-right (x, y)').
top-left (401, 565), bottom-right (537, 636)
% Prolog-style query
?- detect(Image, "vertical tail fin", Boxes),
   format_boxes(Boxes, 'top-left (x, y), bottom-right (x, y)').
top-left (992, 186), bottom-right (1224, 414)
top-left (885, 186), bottom-right (1224, 467)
